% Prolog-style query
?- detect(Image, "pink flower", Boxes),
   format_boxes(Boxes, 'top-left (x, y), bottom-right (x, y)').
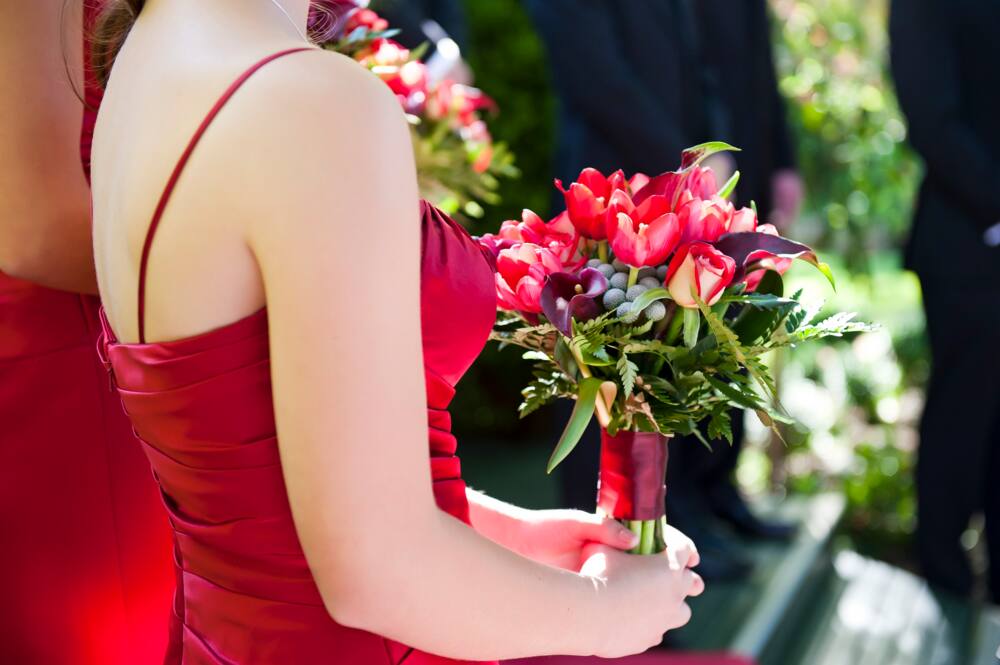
top-left (345, 8), bottom-right (389, 33)
top-left (632, 165), bottom-right (718, 209)
top-left (665, 242), bottom-right (737, 308)
top-left (357, 38), bottom-right (409, 68)
top-left (427, 83), bottom-right (497, 127)
top-left (604, 190), bottom-right (683, 267)
top-left (357, 39), bottom-right (428, 110)
top-left (554, 168), bottom-right (628, 240)
top-left (471, 142), bottom-right (493, 174)
top-left (628, 172), bottom-right (651, 194)
top-left (677, 197), bottom-right (735, 244)
top-left (743, 224), bottom-right (794, 292)
top-left (495, 244), bottom-right (564, 314)
top-left (728, 207), bottom-right (758, 234)
top-left (496, 210), bottom-right (580, 264)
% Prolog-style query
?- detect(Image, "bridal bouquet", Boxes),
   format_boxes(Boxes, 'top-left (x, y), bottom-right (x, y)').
top-left (315, 2), bottom-right (517, 219)
top-left (482, 143), bottom-right (870, 555)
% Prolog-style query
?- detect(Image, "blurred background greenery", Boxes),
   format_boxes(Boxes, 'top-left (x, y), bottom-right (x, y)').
top-left (455, 0), bottom-right (926, 568)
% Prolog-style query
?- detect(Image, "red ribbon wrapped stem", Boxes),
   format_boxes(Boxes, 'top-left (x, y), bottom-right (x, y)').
top-left (597, 429), bottom-right (670, 521)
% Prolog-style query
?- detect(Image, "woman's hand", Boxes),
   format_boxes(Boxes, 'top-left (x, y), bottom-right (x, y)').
top-left (510, 509), bottom-right (640, 570)
top-left (581, 524), bottom-right (704, 657)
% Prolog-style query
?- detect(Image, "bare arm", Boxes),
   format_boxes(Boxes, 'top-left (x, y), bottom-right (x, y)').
top-left (247, 52), bottom-right (697, 660)
top-left (0, 0), bottom-right (97, 293)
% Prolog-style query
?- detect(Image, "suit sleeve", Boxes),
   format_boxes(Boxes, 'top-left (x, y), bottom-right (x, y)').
top-left (890, 0), bottom-right (1000, 230)
top-left (524, 0), bottom-right (690, 168)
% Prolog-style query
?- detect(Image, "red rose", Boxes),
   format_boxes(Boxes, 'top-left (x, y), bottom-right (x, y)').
top-left (665, 242), bottom-right (737, 308)
top-left (554, 168), bottom-right (628, 240)
top-left (604, 190), bottom-right (683, 268)
top-left (495, 244), bottom-right (564, 314)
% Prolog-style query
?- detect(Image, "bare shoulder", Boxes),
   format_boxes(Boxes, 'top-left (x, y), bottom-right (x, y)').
top-left (225, 47), bottom-right (419, 244)
top-left (236, 48), bottom-right (412, 159)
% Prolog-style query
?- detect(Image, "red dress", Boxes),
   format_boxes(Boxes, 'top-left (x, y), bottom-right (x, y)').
top-left (99, 49), bottom-right (499, 664)
top-left (0, 3), bottom-right (175, 663)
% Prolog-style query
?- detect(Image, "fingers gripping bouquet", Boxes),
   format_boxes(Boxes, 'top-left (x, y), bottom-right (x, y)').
top-left (481, 143), bottom-right (871, 555)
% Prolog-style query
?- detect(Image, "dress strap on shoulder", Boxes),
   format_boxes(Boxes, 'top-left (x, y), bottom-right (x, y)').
top-left (136, 47), bottom-right (314, 343)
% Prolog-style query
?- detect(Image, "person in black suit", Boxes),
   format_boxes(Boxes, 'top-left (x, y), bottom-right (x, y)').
top-left (522, 0), bottom-right (722, 184)
top-left (890, 0), bottom-right (1000, 602)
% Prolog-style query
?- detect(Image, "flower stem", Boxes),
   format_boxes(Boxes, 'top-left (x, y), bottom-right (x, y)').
top-left (664, 308), bottom-right (685, 344)
top-left (627, 520), bottom-right (644, 555)
top-left (627, 266), bottom-right (640, 289)
top-left (598, 241), bottom-right (609, 263)
top-left (639, 520), bottom-right (655, 554)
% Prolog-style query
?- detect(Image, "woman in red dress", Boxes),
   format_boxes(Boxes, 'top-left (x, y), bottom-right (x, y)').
top-left (90, 1), bottom-right (703, 662)
top-left (0, 2), bottom-right (175, 663)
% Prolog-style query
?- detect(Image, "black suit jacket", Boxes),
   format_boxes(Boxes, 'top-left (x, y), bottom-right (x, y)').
top-left (890, 0), bottom-right (1000, 280)
top-left (523, 0), bottom-right (711, 183)
top-left (695, 0), bottom-right (794, 212)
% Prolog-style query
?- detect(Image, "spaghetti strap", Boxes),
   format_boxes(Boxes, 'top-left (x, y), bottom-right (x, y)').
top-left (135, 47), bottom-right (313, 343)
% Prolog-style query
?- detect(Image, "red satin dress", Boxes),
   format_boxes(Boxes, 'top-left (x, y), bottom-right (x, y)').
top-left (98, 49), bottom-right (499, 664)
top-left (0, 3), bottom-right (176, 663)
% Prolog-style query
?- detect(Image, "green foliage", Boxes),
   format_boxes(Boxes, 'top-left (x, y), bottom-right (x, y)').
top-left (771, 0), bottom-right (921, 270)
top-left (746, 254), bottom-right (927, 563)
top-left (461, 0), bottom-right (556, 235)
top-left (494, 262), bottom-right (870, 469)
top-left (546, 377), bottom-right (603, 473)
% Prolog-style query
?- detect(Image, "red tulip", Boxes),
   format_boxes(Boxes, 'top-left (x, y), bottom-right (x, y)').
top-left (495, 244), bottom-right (564, 314)
top-left (496, 210), bottom-right (580, 264)
top-left (677, 196), bottom-right (735, 244)
top-left (604, 190), bottom-right (682, 268)
top-left (728, 206), bottom-right (758, 234)
top-left (665, 242), bottom-right (737, 308)
top-left (742, 224), bottom-right (794, 292)
top-left (628, 172), bottom-right (651, 194)
top-left (554, 168), bottom-right (628, 240)
top-left (632, 165), bottom-right (718, 209)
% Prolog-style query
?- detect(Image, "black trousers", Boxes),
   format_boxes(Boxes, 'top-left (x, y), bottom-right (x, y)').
top-left (916, 282), bottom-right (1000, 600)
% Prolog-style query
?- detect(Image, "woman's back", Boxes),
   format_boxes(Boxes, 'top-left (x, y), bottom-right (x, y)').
top-left (93, 5), bottom-right (322, 342)
top-left (92, 4), bottom-right (497, 662)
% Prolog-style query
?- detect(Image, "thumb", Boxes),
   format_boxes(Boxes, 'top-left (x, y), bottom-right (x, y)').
top-left (588, 516), bottom-right (639, 550)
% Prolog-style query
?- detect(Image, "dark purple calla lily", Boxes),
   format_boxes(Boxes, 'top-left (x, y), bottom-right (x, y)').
top-left (712, 232), bottom-right (834, 287)
top-left (540, 268), bottom-right (609, 336)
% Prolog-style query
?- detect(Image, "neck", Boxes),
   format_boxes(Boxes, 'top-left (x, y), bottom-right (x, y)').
top-left (143, 0), bottom-right (311, 43)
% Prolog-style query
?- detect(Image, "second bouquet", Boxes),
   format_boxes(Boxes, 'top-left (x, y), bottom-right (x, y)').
top-left (481, 142), bottom-right (870, 555)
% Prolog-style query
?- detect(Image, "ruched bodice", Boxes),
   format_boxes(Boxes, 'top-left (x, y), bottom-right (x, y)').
top-left (100, 201), bottom-right (495, 664)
